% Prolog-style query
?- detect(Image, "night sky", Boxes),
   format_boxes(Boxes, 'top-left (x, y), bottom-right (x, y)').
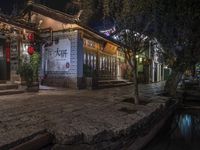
top-left (0, 0), bottom-right (26, 14)
top-left (0, 0), bottom-right (70, 14)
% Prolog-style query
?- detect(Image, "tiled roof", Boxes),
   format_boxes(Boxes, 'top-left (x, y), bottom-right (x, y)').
top-left (24, 1), bottom-right (130, 49)
top-left (0, 13), bottom-right (35, 31)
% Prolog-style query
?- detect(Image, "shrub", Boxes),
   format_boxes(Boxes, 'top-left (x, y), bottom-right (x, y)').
top-left (17, 52), bottom-right (40, 87)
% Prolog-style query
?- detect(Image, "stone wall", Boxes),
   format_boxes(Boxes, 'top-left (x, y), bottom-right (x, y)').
top-left (42, 30), bottom-right (84, 89)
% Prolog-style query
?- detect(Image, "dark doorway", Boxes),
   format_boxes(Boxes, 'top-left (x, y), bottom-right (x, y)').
top-left (0, 39), bottom-right (9, 81)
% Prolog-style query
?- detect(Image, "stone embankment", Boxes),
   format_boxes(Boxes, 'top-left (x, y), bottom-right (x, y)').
top-left (52, 96), bottom-right (177, 150)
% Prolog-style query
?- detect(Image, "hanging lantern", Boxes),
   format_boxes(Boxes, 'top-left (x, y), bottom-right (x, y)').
top-left (27, 46), bottom-right (35, 55)
top-left (27, 33), bottom-right (34, 41)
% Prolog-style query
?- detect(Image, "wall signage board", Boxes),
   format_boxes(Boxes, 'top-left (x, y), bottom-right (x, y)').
top-left (45, 38), bottom-right (71, 72)
top-left (83, 38), bottom-right (101, 51)
top-left (104, 42), bottom-right (117, 55)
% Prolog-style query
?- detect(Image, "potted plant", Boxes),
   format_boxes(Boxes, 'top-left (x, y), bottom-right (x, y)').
top-left (29, 52), bottom-right (40, 91)
top-left (30, 52), bottom-right (40, 85)
top-left (17, 52), bottom-right (40, 92)
top-left (17, 61), bottom-right (33, 87)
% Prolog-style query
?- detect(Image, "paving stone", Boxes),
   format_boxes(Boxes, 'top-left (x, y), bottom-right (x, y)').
top-left (0, 82), bottom-right (168, 148)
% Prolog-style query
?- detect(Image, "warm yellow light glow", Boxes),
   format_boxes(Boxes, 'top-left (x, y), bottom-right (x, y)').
top-left (136, 55), bottom-right (139, 58)
top-left (23, 29), bottom-right (26, 34)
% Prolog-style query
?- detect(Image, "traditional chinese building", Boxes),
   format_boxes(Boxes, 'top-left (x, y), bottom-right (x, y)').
top-left (0, 13), bottom-right (35, 84)
top-left (14, 1), bottom-right (129, 89)
top-left (136, 39), bottom-right (166, 83)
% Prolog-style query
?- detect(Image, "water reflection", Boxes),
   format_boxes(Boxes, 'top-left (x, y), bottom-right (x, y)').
top-left (143, 111), bottom-right (200, 150)
top-left (178, 114), bottom-right (192, 139)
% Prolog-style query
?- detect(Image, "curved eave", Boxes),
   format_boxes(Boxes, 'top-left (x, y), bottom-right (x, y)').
top-left (77, 23), bottom-right (131, 50)
top-left (0, 15), bottom-right (35, 32)
top-left (18, 2), bottom-right (131, 50)
top-left (26, 2), bottom-right (77, 24)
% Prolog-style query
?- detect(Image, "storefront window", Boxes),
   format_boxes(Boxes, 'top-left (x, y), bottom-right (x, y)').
top-left (83, 48), bottom-right (120, 79)
top-left (83, 50), bottom-right (97, 77)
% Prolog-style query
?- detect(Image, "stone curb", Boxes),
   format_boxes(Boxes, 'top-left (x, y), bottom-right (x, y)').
top-left (124, 99), bottom-right (178, 150)
top-left (11, 133), bottom-right (53, 150)
top-left (0, 131), bottom-right (53, 150)
top-left (0, 89), bottom-right (25, 96)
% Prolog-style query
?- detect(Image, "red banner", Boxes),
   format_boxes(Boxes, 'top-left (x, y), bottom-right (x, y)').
top-left (6, 44), bottom-right (10, 63)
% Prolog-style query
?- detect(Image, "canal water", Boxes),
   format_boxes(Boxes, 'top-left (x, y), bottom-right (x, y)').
top-left (142, 108), bottom-right (200, 150)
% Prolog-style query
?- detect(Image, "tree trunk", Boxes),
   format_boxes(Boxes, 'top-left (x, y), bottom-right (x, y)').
top-left (164, 69), bottom-right (183, 96)
top-left (132, 56), bottom-right (139, 104)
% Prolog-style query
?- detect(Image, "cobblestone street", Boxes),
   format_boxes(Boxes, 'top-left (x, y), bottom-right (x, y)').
top-left (0, 82), bottom-right (166, 149)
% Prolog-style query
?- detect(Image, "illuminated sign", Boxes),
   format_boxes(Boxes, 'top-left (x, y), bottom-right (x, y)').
top-left (104, 43), bottom-right (117, 54)
top-left (84, 39), bottom-right (95, 48)
top-left (45, 38), bottom-right (71, 72)
top-left (83, 38), bottom-right (101, 51)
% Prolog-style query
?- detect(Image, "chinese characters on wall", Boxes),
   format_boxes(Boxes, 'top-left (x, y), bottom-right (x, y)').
top-left (45, 38), bottom-right (71, 72)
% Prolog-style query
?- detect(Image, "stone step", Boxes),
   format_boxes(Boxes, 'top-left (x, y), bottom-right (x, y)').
top-left (97, 82), bottom-right (133, 89)
top-left (0, 84), bottom-right (18, 90)
top-left (98, 80), bottom-right (126, 84)
top-left (0, 80), bottom-right (6, 84)
top-left (0, 89), bottom-right (25, 96)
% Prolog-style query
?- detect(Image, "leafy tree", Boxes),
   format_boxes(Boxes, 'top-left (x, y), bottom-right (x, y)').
top-left (79, 0), bottom-right (99, 25)
top-left (107, 0), bottom-right (155, 104)
top-left (78, 0), bottom-right (154, 104)
top-left (109, 0), bottom-right (200, 96)
top-left (152, 0), bottom-right (200, 96)
top-left (115, 30), bottom-right (150, 104)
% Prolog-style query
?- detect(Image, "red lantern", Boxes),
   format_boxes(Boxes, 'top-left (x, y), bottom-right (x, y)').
top-left (27, 46), bottom-right (35, 55)
top-left (27, 33), bottom-right (34, 41)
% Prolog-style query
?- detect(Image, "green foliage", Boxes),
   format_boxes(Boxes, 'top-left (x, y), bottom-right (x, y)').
top-left (17, 62), bottom-right (34, 87)
top-left (108, 0), bottom-right (200, 77)
top-left (30, 52), bottom-right (40, 81)
top-left (79, 0), bottom-right (97, 25)
top-left (154, 0), bottom-right (200, 73)
top-left (76, 0), bottom-right (199, 96)
top-left (17, 52), bottom-right (40, 87)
